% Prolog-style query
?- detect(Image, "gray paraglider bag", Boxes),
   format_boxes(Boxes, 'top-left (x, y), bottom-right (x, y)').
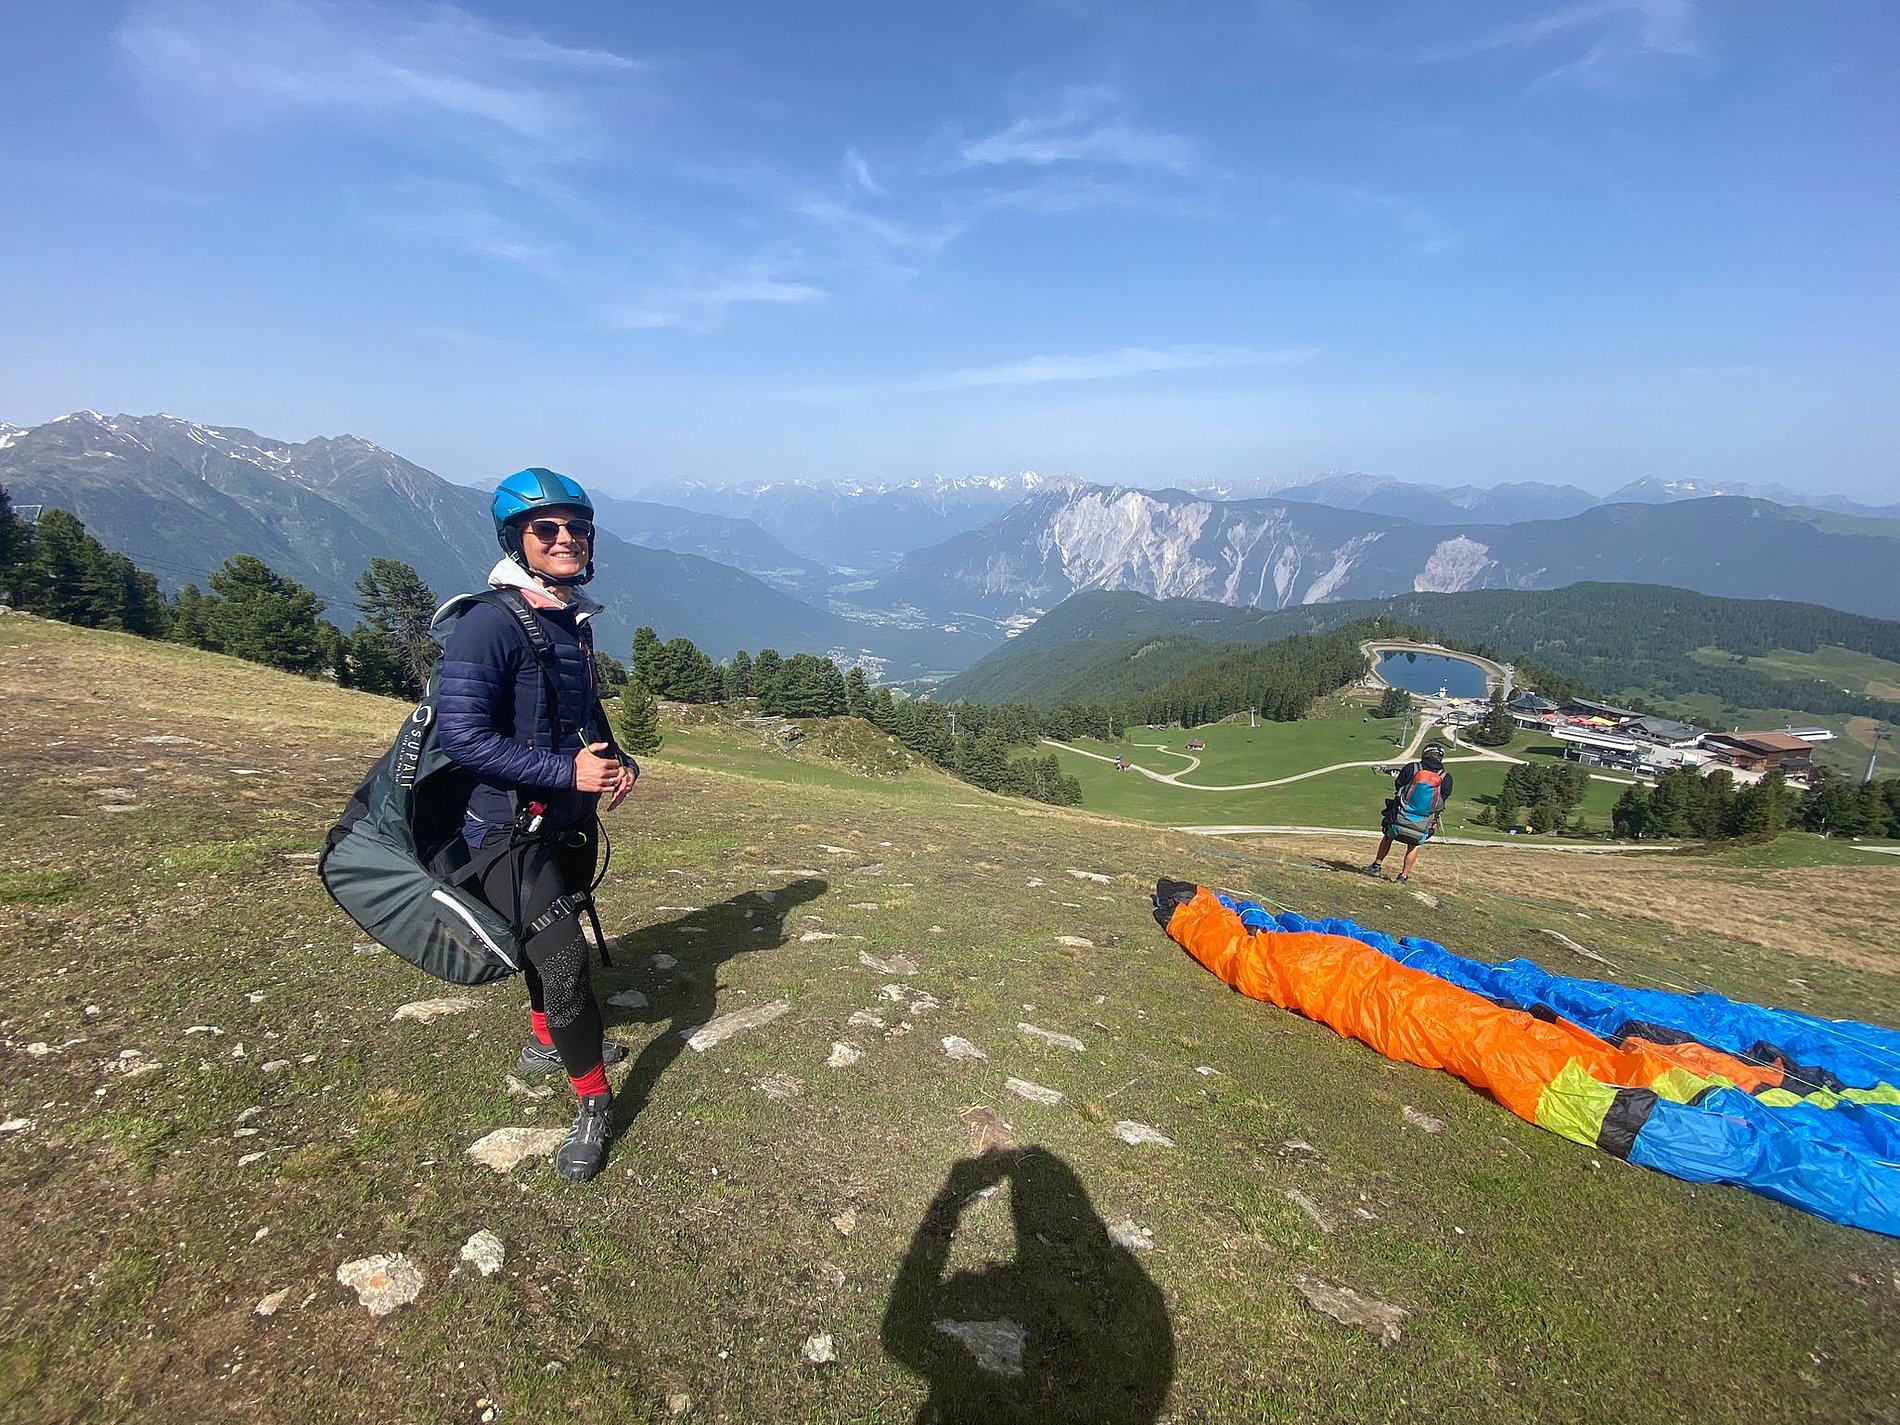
top-left (318, 591), bottom-right (557, 985)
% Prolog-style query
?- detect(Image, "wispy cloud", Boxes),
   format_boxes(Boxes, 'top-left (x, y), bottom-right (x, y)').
top-left (117, 0), bottom-right (642, 170)
top-left (954, 86), bottom-right (1198, 174)
top-left (374, 179), bottom-right (567, 277)
top-left (1410, 0), bottom-right (1706, 93)
top-left (601, 260), bottom-right (826, 332)
top-left (791, 345), bottom-right (1317, 400)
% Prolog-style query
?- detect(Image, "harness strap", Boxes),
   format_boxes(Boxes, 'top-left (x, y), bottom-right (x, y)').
top-left (525, 889), bottom-right (590, 937)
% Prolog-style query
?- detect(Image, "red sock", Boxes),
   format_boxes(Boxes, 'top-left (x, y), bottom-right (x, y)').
top-left (569, 1062), bottom-right (609, 1099)
top-left (530, 1010), bottom-right (553, 1047)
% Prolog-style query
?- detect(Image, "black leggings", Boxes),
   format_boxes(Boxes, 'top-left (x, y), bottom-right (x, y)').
top-left (468, 827), bottom-right (603, 1078)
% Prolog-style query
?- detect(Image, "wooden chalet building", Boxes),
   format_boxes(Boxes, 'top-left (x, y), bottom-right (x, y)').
top-left (1700, 731), bottom-right (1814, 773)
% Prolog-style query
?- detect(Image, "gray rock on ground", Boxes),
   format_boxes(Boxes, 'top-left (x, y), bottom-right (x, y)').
top-left (392, 996), bottom-right (478, 1024)
top-left (933, 1319), bottom-right (1026, 1377)
top-left (466, 1126), bottom-right (567, 1173)
top-left (685, 999), bottom-right (790, 1052)
top-left (1294, 1276), bottom-right (1409, 1346)
top-left (461, 1230), bottom-right (506, 1276)
top-left (337, 1253), bottom-right (424, 1316)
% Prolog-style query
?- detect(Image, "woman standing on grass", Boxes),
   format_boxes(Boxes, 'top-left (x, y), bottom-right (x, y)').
top-left (438, 467), bottom-right (637, 1182)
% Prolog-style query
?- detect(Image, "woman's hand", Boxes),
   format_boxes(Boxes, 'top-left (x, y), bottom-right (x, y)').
top-left (573, 741), bottom-right (622, 793)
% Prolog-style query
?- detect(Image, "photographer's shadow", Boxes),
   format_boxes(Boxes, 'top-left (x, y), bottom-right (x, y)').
top-left (600, 876), bottom-right (827, 1122)
top-left (882, 1147), bottom-right (1174, 1425)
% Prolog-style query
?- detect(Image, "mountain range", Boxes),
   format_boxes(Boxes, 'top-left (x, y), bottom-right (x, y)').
top-left (5, 409), bottom-right (1898, 676)
top-left (870, 484), bottom-right (1900, 626)
top-left (0, 412), bottom-right (918, 667)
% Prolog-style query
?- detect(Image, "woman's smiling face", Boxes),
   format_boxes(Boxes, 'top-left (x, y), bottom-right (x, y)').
top-left (516, 506), bottom-right (593, 582)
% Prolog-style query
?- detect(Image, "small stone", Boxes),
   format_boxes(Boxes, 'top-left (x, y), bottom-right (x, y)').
top-left (1113, 1121), bottom-right (1174, 1148)
top-left (933, 1319), bottom-right (1025, 1378)
top-left (1294, 1276), bottom-right (1408, 1347)
top-left (666, 1391), bottom-right (692, 1417)
top-left (799, 930), bottom-right (840, 942)
top-left (336, 1253), bottom-right (424, 1316)
top-left (460, 1230), bottom-right (506, 1277)
top-left (389, 1003), bottom-right (478, 1026)
top-left (941, 1036), bottom-right (986, 1061)
top-left (1017, 1022), bottom-right (1085, 1052)
top-left (1402, 1105), bottom-right (1447, 1134)
top-left (1025, 877), bottom-right (1044, 887)
top-left (1054, 935), bottom-right (1095, 948)
top-left (1066, 870), bottom-right (1112, 883)
top-left (827, 1042), bottom-right (863, 1068)
top-left (0, 1117), bottom-right (33, 1134)
top-left (184, 1025), bottom-right (224, 1037)
top-left (260, 1060), bottom-right (292, 1075)
top-left (504, 1074), bottom-right (553, 1099)
top-left (466, 1126), bottom-right (567, 1173)
top-left (235, 1106), bottom-right (265, 1126)
top-left (1409, 890), bottom-right (1440, 908)
top-left (1195, 1066), bottom-right (1221, 1076)
top-left (685, 1000), bottom-right (790, 1052)
top-left (859, 950), bottom-right (920, 975)
top-left (237, 1151), bottom-right (268, 1166)
top-left (847, 1009), bottom-right (885, 1030)
top-left (756, 1072), bottom-right (804, 1099)
top-left (606, 989), bottom-right (649, 1009)
top-left (1004, 1078), bottom-right (1063, 1106)
top-left (801, 1332), bottom-right (836, 1365)
top-left (832, 1208), bottom-right (857, 1236)
top-left (254, 1289), bottom-right (290, 1316)
top-left (960, 1104), bottom-right (1016, 1153)
top-left (1109, 1219), bottom-right (1155, 1252)
top-left (1286, 1188), bottom-right (1336, 1234)
top-left (652, 954), bottom-right (678, 970)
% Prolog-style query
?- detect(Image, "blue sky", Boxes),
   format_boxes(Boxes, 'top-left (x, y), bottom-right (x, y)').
top-left (3, 0), bottom-right (1897, 501)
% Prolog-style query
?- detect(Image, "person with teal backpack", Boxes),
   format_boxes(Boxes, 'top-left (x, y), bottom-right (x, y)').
top-left (1365, 740), bottom-right (1453, 885)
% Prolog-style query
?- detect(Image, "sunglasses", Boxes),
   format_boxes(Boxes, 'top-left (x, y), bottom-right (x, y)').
top-left (523, 518), bottom-right (595, 543)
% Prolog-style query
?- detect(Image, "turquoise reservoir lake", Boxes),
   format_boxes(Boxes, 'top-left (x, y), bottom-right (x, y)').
top-left (1375, 650), bottom-right (1489, 698)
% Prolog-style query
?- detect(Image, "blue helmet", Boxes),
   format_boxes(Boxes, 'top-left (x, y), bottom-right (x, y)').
top-left (491, 467), bottom-right (597, 585)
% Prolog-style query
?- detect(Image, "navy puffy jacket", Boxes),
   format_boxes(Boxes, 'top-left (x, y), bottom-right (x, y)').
top-left (436, 595), bottom-right (610, 845)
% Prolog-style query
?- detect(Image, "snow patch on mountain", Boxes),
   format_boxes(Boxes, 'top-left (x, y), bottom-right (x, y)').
top-left (1414, 536), bottom-right (1494, 592)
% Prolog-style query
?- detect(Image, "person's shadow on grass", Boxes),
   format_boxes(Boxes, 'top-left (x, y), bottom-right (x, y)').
top-left (881, 1147), bottom-right (1174, 1424)
top-left (600, 876), bottom-right (827, 1125)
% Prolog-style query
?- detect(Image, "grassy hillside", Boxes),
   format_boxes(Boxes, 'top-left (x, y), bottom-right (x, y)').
top-left (3, 614), bottom-right (1898, 1425)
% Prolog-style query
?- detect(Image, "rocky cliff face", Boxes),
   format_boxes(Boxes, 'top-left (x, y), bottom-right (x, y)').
top-left (868, 483), bottom-right (1900, 623)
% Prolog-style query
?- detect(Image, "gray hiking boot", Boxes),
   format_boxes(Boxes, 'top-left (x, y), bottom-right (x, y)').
top-left (1395, 873), bottom-right (1410, 886)
top-left (1363, 862), bottom-right (1383, 878)
top-left (556, 1094), bottom-right (613, 1182)
top-left (516, 1039), bottom-right (629, 1075)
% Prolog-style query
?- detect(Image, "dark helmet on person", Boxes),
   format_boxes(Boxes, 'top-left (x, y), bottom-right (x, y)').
top-left (1422, 740), bottom-right (1446, 768)
top-left (491, 467), bottom-right (596, 586)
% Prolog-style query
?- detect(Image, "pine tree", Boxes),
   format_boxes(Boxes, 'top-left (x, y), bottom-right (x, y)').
top-left (353, 558), bottom-right (439, 699)
top-left (844, 665), bottom-right (870, 719)
top-left (752, 649), bottom-right (784, 709)
top-left (1611, 784), bottom-right (1649, 839)
top-left (612, 680), bottom-right (663, 755)
top-left (632, 626), bottom-right (662, 690)
top-left (725, 649), bottom-right (753, 700)
top-left (1470, 688), bottom-right (1516, 747)
top-left (170, 584), bottom-right (216, 649)
top-left (343, 620), bottom-right (407, 695)
top-left (0, 483), bottom-right (34, 607)
top-left (1375, 686), bottom-right (1413, 718)
top-left (25, 509), bottom-right (120, 626)
top-left (204, 554), bottom-right (328, 675)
